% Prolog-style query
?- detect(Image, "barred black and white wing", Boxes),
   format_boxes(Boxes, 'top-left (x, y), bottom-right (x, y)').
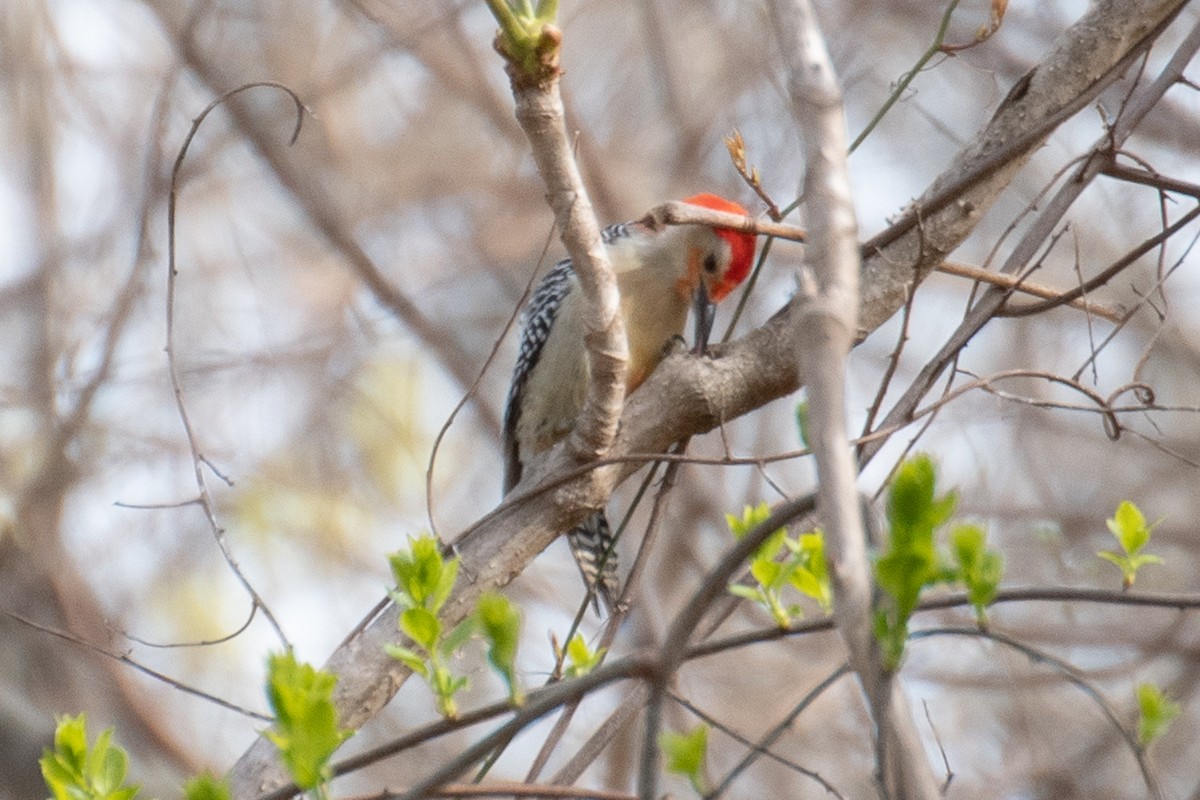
top-left (502, 221), bottom-right (637, 612)
top-left (502, 221), bottom-right (635, 493)
top-left (502, 257), bottom-right (576, 494)
top-left (569, 511), bottom-right (621, 613)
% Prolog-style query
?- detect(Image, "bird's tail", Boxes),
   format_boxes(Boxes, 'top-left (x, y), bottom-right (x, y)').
top-left (568, 512), bottom-right (622, 614)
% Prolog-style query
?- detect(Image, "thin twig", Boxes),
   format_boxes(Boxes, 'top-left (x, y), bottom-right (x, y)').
top-left (909, 627), bottom-right (1163, 799)
top-left (5, 610), bottom-right (270, 722)
top-left (699, 666), bottom-right (851, 799)
top-left (166, 82), bottom-right (308, 649)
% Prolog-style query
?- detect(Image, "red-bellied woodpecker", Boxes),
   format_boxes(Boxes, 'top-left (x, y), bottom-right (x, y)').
top-left (502, 194), bottom-right (757, 611)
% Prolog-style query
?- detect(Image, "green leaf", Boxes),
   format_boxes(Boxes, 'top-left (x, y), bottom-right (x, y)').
top-left (873, 610), bottom-right (907, 670)
top-left (1107, 500), bottom-right (1149, 553)
top-left (40, 714), bottom-right (141, 800)
top-left (950, 524), bottom-right (1003, 620)
top-left (1128, 553), bottom-right (1164, 570)
top-left (384, 644), bottom-right (429, 677)
top-left (795, 400), bottom-right (811, 449)
top-left (53, 713), bottom-right (88, 768)
top-left (887, 455), bottom-right (958, 538)
top-left (659, 724), bottom-right (709, 795)
top-left (564, 633), bottom-right (606, 679)
top-left (184, 773), bottom-right (231, 800)
top-left (725, 502), bottom-right (772, 540)
top-left (1097, 500), bottom-right (1163, 589)
top-left (875, 454), bottom-right (960, 667)
top-left (477, 592), bottom-right (524, 705)
top-left (264, 651), bottom-right (352, 790)
top-left (429, 664), bottom-right (467, 718)
top-left (727, 583), bottom-right (766, 602)
top-left (89, 729), bottom-right (128, 793)
top-left (789, 531), bottom-right (832, 611)
top-left (749, 557), bottom-right (784, 590)
top-left (400, 607), bottom-right (442, 653)
top-left (1136, 682), bottom-right (1181, 746)
top-left (388, 534), bottom-right (459, 612)
top-left (876, 549), bottom-right (934, 616)
top-left (431, 555), bottom-right (460, 612)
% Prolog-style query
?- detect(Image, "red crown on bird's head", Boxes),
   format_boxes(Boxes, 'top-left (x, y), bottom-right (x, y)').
top-left (682, 193), bottom-right (757, 301)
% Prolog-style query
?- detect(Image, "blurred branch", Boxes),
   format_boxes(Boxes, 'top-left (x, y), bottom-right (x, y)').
top-left (638, 493), bottom-right (817, 799)
top-left (910, 627), bottom-right (1162, 798)
top-left (522, 453), bottom-right (683, 784)
top-left (698, 666), bottom-right (852, 799)
top-left (687, 585), bottom-right (1200, 662)
top-left (146, 1), bottom-right (504, 435)
top-left (4, 610), bottom-right (271, 722)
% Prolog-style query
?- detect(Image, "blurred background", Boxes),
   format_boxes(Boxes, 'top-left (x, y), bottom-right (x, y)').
top-left (2, 1), bottom-right (1199, 798)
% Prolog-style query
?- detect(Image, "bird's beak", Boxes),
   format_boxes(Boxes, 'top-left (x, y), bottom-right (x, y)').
top-left (692, 282), bottom-right (715, 355)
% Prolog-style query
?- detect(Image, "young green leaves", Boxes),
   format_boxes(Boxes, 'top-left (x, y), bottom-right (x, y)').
top-left (659, 724), bottom-right (710, 795)
top-left (390, 533), bottom-right (459, 612)
top-left (387, 535), bottom-right (472, 718)
top-left (1136, 682), bottom-right (1181, 747)
top-left (874, 455), bottom-right (1004, 668)
top-left (41, 715), bottom-right (138, 800)
top-left (264, 651), bottom-right (351, 792)
top-left (563, 632), bottom-right (606, 679)
top-left (183, 774), bottom-right (231, 800)
top-left (1098, 501), bottom-right (1162, 589)
top-left (949, 523), bottom-right (1003, 620)
top-left (386, 534), bottom-right (525, 717)
top-left (485, 0), bottom-right (562, 83)
top-left (476, 592), bottom-right (525, 706)
top-left (726, 502), bottom-right (831, 628)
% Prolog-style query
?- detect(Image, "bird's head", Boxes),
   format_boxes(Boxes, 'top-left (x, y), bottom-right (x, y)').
top-left (678, 193), bottom-right (757, 350)
top-left (682, 193), bottom-right (757, 302)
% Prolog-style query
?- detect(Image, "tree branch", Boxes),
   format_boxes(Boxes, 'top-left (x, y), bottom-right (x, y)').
top-left (501, 27), bottom-right (628, 508)
top-left (764, 0), bottom-right (939, 797)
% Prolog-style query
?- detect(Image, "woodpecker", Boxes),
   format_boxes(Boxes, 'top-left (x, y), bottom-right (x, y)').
top-left (502, 194), bottom-right (757, 611)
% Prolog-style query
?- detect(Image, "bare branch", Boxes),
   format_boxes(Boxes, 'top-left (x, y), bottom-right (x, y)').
top-left (763, 1), bottom-right (942, 798)
top-left (500, 27), bottom-right (628, 509)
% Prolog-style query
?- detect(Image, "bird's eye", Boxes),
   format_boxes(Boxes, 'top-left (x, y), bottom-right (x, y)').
top-left (703, 253), bottom-right (719, 274)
